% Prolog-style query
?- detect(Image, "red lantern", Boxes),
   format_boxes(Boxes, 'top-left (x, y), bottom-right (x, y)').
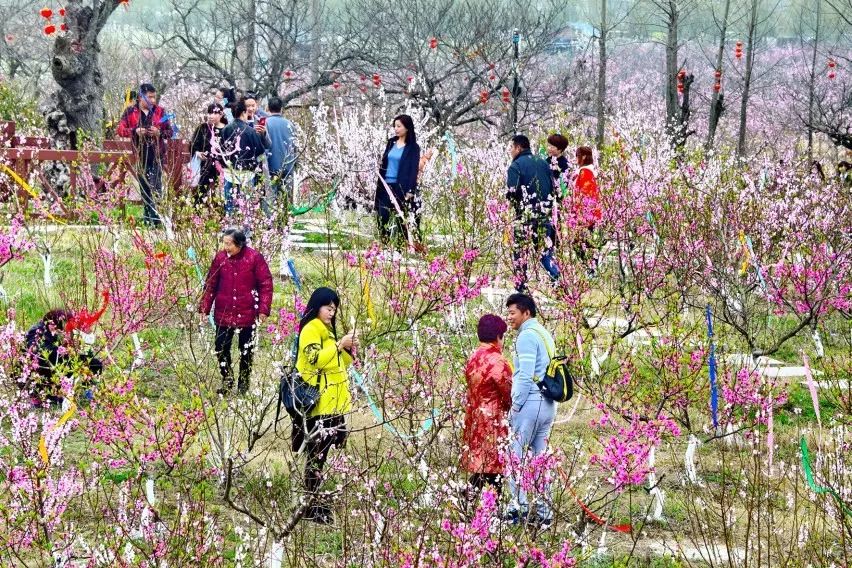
top-left (59, 7), bottom-right (65, 16)
top-left (40, 7), bottom-right (52, 18)
top-left (828, 72), bottom-right (836, 80)
top-left (44, 24), bottom-right (56, 35)
top-left (332, 81), bottom-right (340, 89)
top-left (479, 90), bottom-right (489, 103)
top-left (489, 63), bottom-right (495, 70)
top-left (489, 73), bottom-right (496, 82)
top-left (677, 70), bottom-right (686, 79)
top-left (372, 73), bottom-right (381, 87)
top-left (283, 69), bottom-right (293, 79)
top-left (715, 70), bottom-right (722, 79)
top-left (407, 75), bottom-right (413, 83)
top-left (60, 22), bottom-right (67, 31)
top-left (4, 34), bottom-right (14, 43)
top-left (429, 37), bottom-right (438, 49)
top-left (713, 83), bottom-right (721, 92)
top-left (501, 87), bottom-right (510, 103)
top-left (828, 59), bottom-right (836, 69)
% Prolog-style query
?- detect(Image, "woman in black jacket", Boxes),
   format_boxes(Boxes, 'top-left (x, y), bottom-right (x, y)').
top-left (190, 103), bottom-right (228, 206)
top-left (25, 310), bottom-right (102, 405)
top-left (375, 114), bottom-right (421, 244)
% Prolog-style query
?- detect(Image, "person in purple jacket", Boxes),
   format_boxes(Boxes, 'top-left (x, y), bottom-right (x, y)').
top-left (199, 228), bottom-right (274, 394)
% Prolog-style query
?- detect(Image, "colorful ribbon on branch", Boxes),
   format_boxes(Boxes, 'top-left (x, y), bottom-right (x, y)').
top-left (800, 436), bottom-right (852, 516)
top-left (556, 466), bottom-right (632, 533)
top-left (349, 367), bottom-right (438, 441)
top-left (0, 163), bottom-right (66, 224)
top-left (38, 401), bottom-right (77, 466)
top-left (802, 351), bottom-right (822, 428)
top-left (738, 231), bottom-right (767, 292)
top-left (359, 260), bottom-right (376, 324)
top-left (705, 305), bottom-right (719, 430)
top-left (443, 131), bottom-right (458, 181)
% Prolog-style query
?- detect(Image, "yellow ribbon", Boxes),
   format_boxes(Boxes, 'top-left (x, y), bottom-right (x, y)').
top-left (738, 231), bottom-right (750, 275)
top-left (359, 260), bottom-right (376, 324)
top-left (38, 401), bottom-right (77, 466)
top-left (0, 163), bottom-right (65, 224)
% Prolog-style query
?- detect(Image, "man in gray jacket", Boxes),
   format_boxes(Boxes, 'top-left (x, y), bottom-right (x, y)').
top-left (504, 293), bottom-right (556, 528)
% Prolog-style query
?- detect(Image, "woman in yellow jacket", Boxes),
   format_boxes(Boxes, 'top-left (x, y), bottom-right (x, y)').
top-left (294, 287), bottom-right (358, 524)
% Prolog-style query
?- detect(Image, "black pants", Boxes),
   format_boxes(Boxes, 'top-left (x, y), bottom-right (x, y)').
top-left (214, 325), bottom-right (255, 393)
top-left (303, 415), bottom-right (348, 494)
top-left (375, 183), bottom-right (421, 244)
top-left (137, 159), bottom-right (163, 227)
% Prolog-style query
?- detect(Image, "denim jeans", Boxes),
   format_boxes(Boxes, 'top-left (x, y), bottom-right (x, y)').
top-left (261, 170), bottom-right (294, 216)
top-left (223, 171), bottom-right (256, 216)
top-left (513, 220), bottom-right (560, 292)
top-left (507, 397), bottom-right (556, 520)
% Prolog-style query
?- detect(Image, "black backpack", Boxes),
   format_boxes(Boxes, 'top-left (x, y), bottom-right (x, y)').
top-left (529, 328), bottom-right (573, 403)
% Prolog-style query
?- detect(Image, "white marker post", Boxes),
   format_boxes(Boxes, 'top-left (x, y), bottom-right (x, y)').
top-left (684, 435), bottom-right (700, 484)
top-left (132, 333), bottom-right (145, 368)
top-left (41, 253), bottom-right (53, 288)
top-left (646, 446), bottom-right (665, 522)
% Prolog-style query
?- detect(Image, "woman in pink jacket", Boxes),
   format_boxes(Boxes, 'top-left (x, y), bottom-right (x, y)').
top-left (199, 228), bottom-right (273, 394)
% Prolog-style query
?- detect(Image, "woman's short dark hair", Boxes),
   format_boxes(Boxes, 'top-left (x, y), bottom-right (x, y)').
top-left (547, 134), bottom-right (569, 152)
top-left (576, 146), bottom-right (594, 166)
top-left (42, 309), bottom-right (73, 328)
top-left (506, 293), bottom-right (537, 317)
top-left (393, 114), bottom-right (417, 145)
top-left (477, 314), bottom-right (508, 343)
top-left (222, 228), bottom-right (247, 247)
top-left (300, 287), bottom-right (341, 338)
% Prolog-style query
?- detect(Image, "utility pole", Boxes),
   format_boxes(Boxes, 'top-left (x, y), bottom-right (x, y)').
top-left (511, 28), bottom-right (520, 134)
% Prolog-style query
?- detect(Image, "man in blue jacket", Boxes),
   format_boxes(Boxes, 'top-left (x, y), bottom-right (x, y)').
top-left (506, 135), bottom-right (560, 292)
top-left (262, 96), bottom-right (297, 214)
top-left (504, 293), bottom-right (556, 528)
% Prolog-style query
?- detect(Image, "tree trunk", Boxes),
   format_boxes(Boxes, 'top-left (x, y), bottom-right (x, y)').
top-left (664, 1), bottom-right (680, 128)
top-left (806, 0), bottom-right (821, 161)
top-left (47, 2), bottom-right (112, 150)
top-left (706, 0), bottom-right (731, 150)
top-left (595, 0), bottom-right (608, 150)
top-left (240, 0), bottom-right (257, 90)
top-left (736, 0), bottom-right (759, 159)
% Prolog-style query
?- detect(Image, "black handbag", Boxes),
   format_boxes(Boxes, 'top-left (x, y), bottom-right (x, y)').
top-left (275, 334), bottom-right (320, 427)
top-left (278, 368), bottom-right (320, 418)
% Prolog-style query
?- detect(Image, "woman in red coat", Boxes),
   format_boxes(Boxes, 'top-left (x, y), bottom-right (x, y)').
top-left (573, 146), bottom-right (601, 225)
top-left (199, 228), bottom-right (273, 394)
top-left (462, 314), bottom-right (513, 493)
top-left (573, 146), bottom-right (602, 275)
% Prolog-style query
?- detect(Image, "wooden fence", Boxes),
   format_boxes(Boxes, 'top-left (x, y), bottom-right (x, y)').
top-left (0, 120), bottom-right (190, 207)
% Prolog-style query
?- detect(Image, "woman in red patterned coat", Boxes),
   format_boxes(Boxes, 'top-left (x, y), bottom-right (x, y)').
top-left (462, 314), bottom-right (513, 493)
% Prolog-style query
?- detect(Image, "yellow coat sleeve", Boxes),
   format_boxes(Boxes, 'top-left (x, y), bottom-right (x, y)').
top-left (300, 320), bottom-right (341, 382)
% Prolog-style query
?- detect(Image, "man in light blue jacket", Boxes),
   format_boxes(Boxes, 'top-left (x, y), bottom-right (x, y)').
top-left (262, 96), bottom-right (297, 214)
top-left (504, 292), bottom-right (556, 527)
